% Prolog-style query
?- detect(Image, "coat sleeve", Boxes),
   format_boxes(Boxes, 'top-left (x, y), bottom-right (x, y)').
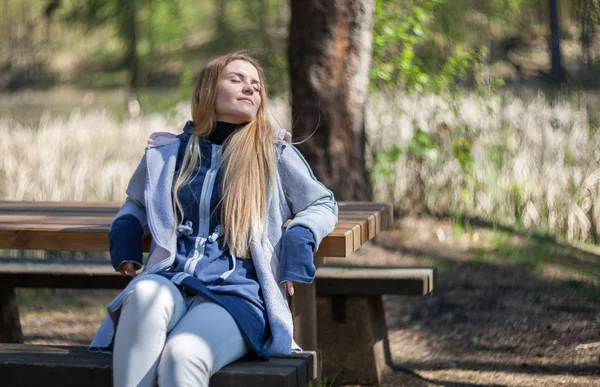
top-left (277, 143), bottom-right (338, 250)
top-left (279, 225), bottom-right (317, 284)
top-left (109, 153), bottom-right (149, 270)
top-left (111, 154), bottom-right (149, 234)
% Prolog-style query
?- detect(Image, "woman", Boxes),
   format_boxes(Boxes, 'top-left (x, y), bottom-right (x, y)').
top-left (89, 52), bottom-right (338, 387)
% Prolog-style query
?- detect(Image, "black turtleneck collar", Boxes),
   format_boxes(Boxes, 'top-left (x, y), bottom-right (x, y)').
top-left (207, 121), bottom-right (248, 145)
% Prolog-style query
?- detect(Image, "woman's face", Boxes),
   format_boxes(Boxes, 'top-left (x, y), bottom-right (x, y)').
top-left (215, 60), bottom-right (262, 124)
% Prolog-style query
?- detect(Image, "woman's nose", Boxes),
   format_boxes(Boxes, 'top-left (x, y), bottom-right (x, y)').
top-left (242, 85), bottom-right (254, 95)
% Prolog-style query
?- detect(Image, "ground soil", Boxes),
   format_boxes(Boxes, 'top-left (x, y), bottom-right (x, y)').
top-left (19, 215), bottom-right (600, 386)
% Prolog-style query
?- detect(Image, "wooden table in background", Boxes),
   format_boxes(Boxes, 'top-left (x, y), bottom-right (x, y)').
top-left (0, 201), bottom-right (393, 354)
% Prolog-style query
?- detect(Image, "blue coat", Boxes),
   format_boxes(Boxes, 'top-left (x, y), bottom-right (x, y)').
top-left (90, 128), bottom-right (338, 355)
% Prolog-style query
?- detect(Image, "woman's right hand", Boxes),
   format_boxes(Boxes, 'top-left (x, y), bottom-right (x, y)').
top-left (118, 262), bottom-right (138, 277)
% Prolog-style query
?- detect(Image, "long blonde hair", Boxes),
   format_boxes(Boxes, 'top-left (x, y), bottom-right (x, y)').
top-left (172, 52), bottom-right (276, 258)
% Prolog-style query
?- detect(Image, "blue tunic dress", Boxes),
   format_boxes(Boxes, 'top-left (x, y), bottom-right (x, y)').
top-left (157, 122), bottom-right (269, 358)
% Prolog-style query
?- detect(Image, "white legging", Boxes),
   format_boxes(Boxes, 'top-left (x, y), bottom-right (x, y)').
top-left (113, 274), bottom-right (250, 387)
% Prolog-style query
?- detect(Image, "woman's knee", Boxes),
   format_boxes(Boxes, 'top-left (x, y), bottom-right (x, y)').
top-left (158, 334), bottom-right (213, 386)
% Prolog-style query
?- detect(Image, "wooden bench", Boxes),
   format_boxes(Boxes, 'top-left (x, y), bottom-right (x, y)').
top-left (0, 201), bottom-right (398, 385)
top-left (316, 264), bottom-right (436, 386)
top-left (0, 343), bottom-right (316, 387)
top-left (0, 201), bottom-right (394, 349)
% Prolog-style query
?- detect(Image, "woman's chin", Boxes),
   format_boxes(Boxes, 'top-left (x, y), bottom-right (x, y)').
top-left (216, 112), bottom-right (256, 124)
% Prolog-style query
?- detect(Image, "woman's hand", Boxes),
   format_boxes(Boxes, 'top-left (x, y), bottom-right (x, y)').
top-left (118, 262), bottom-right (138, 277)
top-left (285, 280), bottom-right (295, 296)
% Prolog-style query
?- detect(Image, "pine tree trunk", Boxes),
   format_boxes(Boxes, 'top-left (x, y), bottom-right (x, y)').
top-left (549, 0), bottom-right (565, 82)
top-left (117, 0), bottom-right (139, 90)
top-left (288, 0), bottom-right (374, 201)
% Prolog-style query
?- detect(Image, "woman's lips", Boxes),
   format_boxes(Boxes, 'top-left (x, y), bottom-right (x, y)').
top-left (238, 98), bottom-right (254, 105)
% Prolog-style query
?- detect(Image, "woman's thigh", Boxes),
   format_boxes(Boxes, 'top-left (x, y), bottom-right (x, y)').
top-left (157, 297), bottom-right (250, 384)
top-left (113, 274), bottom-right (188, 387)
top-left (118, 274), bottom-right (187, 333)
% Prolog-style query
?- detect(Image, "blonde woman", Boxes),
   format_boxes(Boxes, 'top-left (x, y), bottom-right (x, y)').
top-left (89, 52), bottom-right (338, 387)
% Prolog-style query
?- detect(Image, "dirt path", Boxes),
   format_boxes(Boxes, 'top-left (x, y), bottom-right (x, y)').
top-left (335, 216), bottom-right (600, 386)
top-left (19, 215), bottom-right (600, 386)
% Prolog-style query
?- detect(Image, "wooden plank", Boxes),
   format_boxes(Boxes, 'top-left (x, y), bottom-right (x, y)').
top-left (0, 214), bottom-right (114, 225)
top-left (0, 227), bottom-right (353, 257)
top-left (0, 229), bottom-right (109, 251)
top-left (0, 213), bottom-right (369, 227)
top-left (0, 201), bottom-right (388, 257)
top-left (344, 218), bottom-right (368, 246)
top-left (334, 222), bottom-right (361, 251)
top-left (338, 202), bottom-right (393, 231)
top-left (0, 201), bottom-right (382, 211)
top-left (0, 344), bottom-right (313, 387)
top-left (337, 213), bottom-right (376, 240)
top-left (0, 202), bottom-right (121, 211)
top-left (277, 351), bottom-right (317, 382)
top-left (313, 228), bottom-right (353, 257)
top-left (315, 265), bottom-right (436, 296)
top-left (0, 259), bottom-right (129, 289)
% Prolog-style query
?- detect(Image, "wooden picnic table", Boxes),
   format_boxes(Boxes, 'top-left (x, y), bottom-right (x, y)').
top-left (0, 201), bottom-right (393, 353)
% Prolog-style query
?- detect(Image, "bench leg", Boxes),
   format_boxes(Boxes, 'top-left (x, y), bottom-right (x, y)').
top-left (290, 282), bottom-right (321, 381)
top-left (0, 287), bottom-right (24, 344)
top-left (317, 296), bottom-right (391, 386)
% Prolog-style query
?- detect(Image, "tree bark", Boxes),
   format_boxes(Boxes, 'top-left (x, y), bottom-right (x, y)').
top-left (288, 0), bottom-right (374, 201)
top-left (117, 0), bottom-right (139, 90)
top-left (549, 0), bottom-right (565, 82)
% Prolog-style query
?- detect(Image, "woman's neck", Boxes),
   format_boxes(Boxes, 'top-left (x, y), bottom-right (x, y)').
top-left (207, 121), bottom-right (248, 145)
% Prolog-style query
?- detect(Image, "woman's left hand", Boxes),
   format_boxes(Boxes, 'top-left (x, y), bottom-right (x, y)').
top-left (285, 281), bottom-right (295, 296)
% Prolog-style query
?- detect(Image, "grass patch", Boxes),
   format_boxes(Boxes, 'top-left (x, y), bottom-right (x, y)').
top-left (18, 289), bottom-right (119, 316)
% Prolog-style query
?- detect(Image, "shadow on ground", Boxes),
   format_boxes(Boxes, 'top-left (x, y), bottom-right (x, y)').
top-left (330, 215), bottom-right (600, 386)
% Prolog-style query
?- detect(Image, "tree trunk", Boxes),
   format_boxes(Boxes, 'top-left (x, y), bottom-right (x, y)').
top-left (549, 0), bottom-right (565, 82)
top-left (288, 0), bottom-right (374, 201)
top-left (147, 0), bottom-right (154, 54)
top-left (215, 0), bottom-right (229, 38)
top-left (3, 0), bottom-right (11, 60)
top-left (117, 0), bottom-right (139, 90)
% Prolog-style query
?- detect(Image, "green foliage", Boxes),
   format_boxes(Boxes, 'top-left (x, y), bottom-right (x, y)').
top-left (263, 51), bottom-right (289, 96)
top-left (372, 129), bottom-right (441, 206)
top-left (451, 137), bottom-right (474, 175)
top-left (509, 183), bottom-right (527, 226)
top-left (486, 143), bottom-right (508, 172)
top-left (179, 63), bottom-right (194, 100)
top-left (373, 144), bottom-right (401, 183)
top-left (372, 129), bottom-right (439, 184)
top-left (408, 129), bottom-right (440, 161)
top-left (371, 0), bottom-right (483, 93)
